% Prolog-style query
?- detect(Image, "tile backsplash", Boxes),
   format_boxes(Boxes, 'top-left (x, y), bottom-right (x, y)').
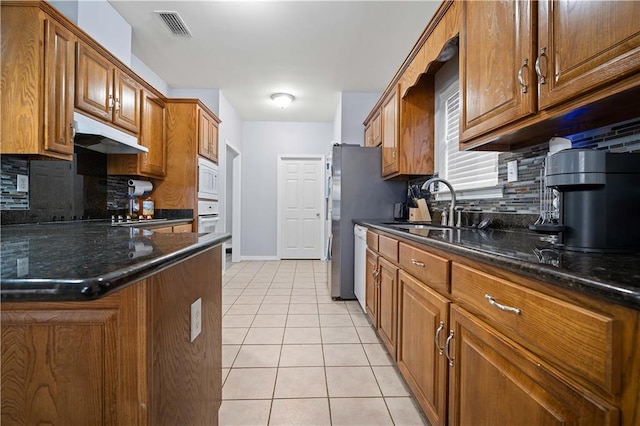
top-left (412, 117), bottom-right (640, 216)
top-left (1, 157), bottom-right (29, 210)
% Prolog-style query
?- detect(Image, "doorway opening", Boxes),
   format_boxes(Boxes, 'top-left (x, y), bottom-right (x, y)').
top-left (225, 140), bottom-right (241, 266)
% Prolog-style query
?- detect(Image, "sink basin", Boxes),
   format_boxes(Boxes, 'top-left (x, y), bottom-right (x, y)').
top-left (380, 222), bottom-right (448, 231)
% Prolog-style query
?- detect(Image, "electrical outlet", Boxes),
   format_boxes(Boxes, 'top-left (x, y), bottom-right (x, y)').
top-left (17, 258), bottom-right (29, 277)
top-left (507, 160), bottom-right (518, 182)
top-left (17, 174), bottom-right (28, 192)
top-left (190, 298), bottom-right (202, 342)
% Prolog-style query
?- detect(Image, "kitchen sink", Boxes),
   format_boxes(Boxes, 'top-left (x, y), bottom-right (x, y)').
top-left (380, 222), bottom-right (449, 231)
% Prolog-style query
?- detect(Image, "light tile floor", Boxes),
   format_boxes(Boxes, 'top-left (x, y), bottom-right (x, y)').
top-left (220, 260), bottom-right (430, 426)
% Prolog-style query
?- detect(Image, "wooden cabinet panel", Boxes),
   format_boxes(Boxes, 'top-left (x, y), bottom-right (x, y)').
top-left (44, 18), bottom-right (75, 156)
top-left (399, 242), bottom-right (450, 295)
top-left (378, 234), bottom-right (398, 262)
top-left (460, 0), bottom-right (536, 141)
top-left (76, 43), bottom-right (141, 134)
top-left (1, 5), bottom-right (75, 160)
top-left (451, 263), bottom-right (621, 394)
top-left (364, 122), bottom-right (374, 147)
top-left (366, 230), bottom-right (379, 252)
top-left (172, 223), bottom-right (193, 233)
top-left (139, 92), bottom-right (166, 177)
top-left (1, 309), bottom-right (118, 426)
top-left (198, 108), bottom-right (219, 163)
top-left (537, 0), bottom-right (640, 110)
top-left (75, 43), bottom-right (114, 122)
top-left (397, 270), bottom-right (449, 426)
top-left (378, 257), bottom-right (398, 360)
top-left (371, 111), bottom-right (381, 146)
top-left (381, 88), bottom-right (399, 176)
top-left (113, 70), bottom-right (142, 134)
top-left (365, 248), bottom-right (379, 328)
top-left (448, 305), bottom-right (618, 426)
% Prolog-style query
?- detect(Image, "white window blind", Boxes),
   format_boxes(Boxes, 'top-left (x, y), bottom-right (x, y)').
top-left (439, 89), bottom-right (498, 192)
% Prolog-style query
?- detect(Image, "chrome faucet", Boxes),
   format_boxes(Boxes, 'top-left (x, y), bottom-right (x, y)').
top-left (421, 177), bottom-right (456, 227)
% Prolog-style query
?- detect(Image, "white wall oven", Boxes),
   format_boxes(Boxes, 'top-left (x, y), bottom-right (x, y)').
top-left (198, 200), bottom-right (219, 234)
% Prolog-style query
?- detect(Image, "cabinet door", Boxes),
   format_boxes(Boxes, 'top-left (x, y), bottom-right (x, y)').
top-left (75, 43), bottom-right (113, 122)
top-left (397, 270), bottom-right (450, 426)
top-left (537, 0), bottom-right (640, 110)
top-left (377, 257), bottom-right (398, 359)
top-left (1, 308), bottom-right (119, 425)
top-left (364, 123), bottom-right (373, 147)
top-left (365, 248), bottom-right (379, 328)
top-left (139, 92), bottom-right (166, 178)
top-left (209, 119), bottom-right (219, 164)
top-left (43, 18), bottom-right (75, 156)
top-left (460, 0), bottom-right (536, 141)
top-left (198, 109), bottom-right (215, 161)
top-left (372, 111), bottom-right (382, 147)
top-left (448, 305), bottom-right (618, 426)
top-left (113, 70), bottom-right (141, 133)
top-left (381, 88), bottom-right (399, 176)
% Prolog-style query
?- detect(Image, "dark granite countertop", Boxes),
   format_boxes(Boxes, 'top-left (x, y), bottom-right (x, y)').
top-left (1, 222), bottom-right (230, 302)
top-left (357, 220), bottom-right (640, 311)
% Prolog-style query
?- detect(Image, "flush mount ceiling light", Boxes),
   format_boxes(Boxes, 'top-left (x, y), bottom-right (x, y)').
top-left (271, 93), bottom-right (295, 109)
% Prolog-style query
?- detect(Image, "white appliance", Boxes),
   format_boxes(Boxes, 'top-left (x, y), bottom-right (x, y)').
top-left (353, 224), bottom-right (368, 311)
top-left (198, 158), bottom-right (219, 200)
top-left (198, 200), bottom-right (219, 233)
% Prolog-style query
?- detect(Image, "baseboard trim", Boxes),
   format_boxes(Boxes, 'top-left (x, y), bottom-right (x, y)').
top-left (240, 256), bottom-right (280, 261)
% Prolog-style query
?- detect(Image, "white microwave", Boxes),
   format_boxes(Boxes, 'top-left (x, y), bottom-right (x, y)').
top-left (198, 157), bottom-right (218, 200)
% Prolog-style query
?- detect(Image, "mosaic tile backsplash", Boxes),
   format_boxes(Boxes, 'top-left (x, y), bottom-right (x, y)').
top-left (411, 117), bottom-right (640, 220)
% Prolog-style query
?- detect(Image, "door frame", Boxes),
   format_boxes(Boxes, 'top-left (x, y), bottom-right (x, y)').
top-left (225, 140), bottom-right (241, 264)
top-left (276, 154), bottom-right (326, 260)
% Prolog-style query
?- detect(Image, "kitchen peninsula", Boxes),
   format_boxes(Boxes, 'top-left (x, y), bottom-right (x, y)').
top-left (1, 223), bottom-right (230, 425)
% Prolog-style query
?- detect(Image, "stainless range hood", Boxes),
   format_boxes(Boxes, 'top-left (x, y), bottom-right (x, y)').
top-left (73, 112), bottom-right (148, 154)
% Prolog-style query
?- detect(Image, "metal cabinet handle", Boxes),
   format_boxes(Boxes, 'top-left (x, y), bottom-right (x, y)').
top-left (485, 294), bottom-right (521, 315)
top-left (108, 94), bottom-right (115, 110)
top-left (70, 122), bottom-right (75, 139)
top-left (535, 47), bottom-right (547, 84)
top-left (411, 259), bottom-right (425, 268)
top-left (115, 98), bottom-right (121, 112)
top-left (373, 268), bottom-right (380, 288)
top-left (517, 58), bottom-right (528, 93)
top-left (434, 321), bottom-right (445, 356)
top-left (445, 330), bottom-right (455, 367)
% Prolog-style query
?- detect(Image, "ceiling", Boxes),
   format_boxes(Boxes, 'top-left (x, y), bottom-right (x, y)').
top-left (108, 1), bottom-right (442, 122)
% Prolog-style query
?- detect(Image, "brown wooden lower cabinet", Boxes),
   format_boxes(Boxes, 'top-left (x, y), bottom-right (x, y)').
top-left (365, 230), bottom-right (640, 426)
top-left (448, 304), bottom-right (618, 426)
top-left (397, 270), bottom-right (449, 426)
top-left (1, 245), bottom-right (222, 425)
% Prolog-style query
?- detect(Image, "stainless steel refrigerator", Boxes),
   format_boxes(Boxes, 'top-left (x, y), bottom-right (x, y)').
top-left (329, 145), bottom-right (406, 300)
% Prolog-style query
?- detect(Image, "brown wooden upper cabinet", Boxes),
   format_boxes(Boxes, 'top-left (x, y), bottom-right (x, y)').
top-left (198, 107), bottom-right (220, 163)
top-left (381, 87), bottom-right (399, 177)
top-left (461, 0), bottom-right (640, 148)
top-left (1, 4), bottom-right (76, 160)
top-left (76, 43), bottom-right (142, 135)
top-left (109, 90), bottom-right (167, 178)
top-left (364, 110), bottom-right (382, 147)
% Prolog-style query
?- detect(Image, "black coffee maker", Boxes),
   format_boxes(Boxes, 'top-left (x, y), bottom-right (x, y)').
top-left (545, 149), bottom-right (640, 252)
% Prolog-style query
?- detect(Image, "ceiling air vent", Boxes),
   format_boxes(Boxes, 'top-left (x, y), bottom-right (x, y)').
top-left (154, 10), bottom-right (192, 38)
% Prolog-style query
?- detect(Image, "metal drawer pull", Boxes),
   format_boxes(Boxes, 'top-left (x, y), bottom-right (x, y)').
top-left (535, 47), bottom-right (547, 84)
top-left (517, 58), bottom-right (528, 93)
top-left (411, 259), bottom-right (425, 268)
top-left (445, 330), bottom-right (455, 367)
top-left (485, 294), bottom-right (521, 315)
top-left (434, 321), bottom-right (445, 356)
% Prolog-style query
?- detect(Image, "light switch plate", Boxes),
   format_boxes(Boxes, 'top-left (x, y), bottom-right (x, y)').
top-left (17, 174), bottom-right (28, 192)
top-left (190, 298), bottom-right (202, 342)
top-left (507, 160), bottom-right (518, 182)
top-left (17, 258), bottom-right (29, 277)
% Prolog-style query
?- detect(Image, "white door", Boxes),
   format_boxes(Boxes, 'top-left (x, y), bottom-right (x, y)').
top-left (280, 158), bottom-right (323, 259)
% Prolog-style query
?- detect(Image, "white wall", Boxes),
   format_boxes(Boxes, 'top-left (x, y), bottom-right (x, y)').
top-left (333, 94), bottom-right (343, 144)
top-left (131, 54), bottom-right (170, 96)
top-left (218, 91), bottom-right (243, 241)
top-left (241, 122), bottom-right (333, 258)
top-left (340, 92), bottom-right (381, 145)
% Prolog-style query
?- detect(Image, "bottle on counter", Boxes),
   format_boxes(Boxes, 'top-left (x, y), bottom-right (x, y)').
top-left (139, 196), bottom-right (155, 220)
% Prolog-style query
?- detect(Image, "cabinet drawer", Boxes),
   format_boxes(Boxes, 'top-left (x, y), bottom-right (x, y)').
top-left (399, 243), bottom-right (450, 294)
top-left (366, 231), bottom-right (379, 251)
top-left (172, 223), bottom-right (192, 233)
top-left (378, 235), bottom-right (398, 262)
top-left (451, 263), bottom-right (620, 394)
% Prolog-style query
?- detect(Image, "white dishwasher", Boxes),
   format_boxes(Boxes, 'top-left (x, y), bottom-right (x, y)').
top-left (353, 224), bottom-right (368, 312)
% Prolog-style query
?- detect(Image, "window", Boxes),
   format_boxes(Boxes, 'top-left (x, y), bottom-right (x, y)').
top-left (434, 81), bottom-right (500, 198)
